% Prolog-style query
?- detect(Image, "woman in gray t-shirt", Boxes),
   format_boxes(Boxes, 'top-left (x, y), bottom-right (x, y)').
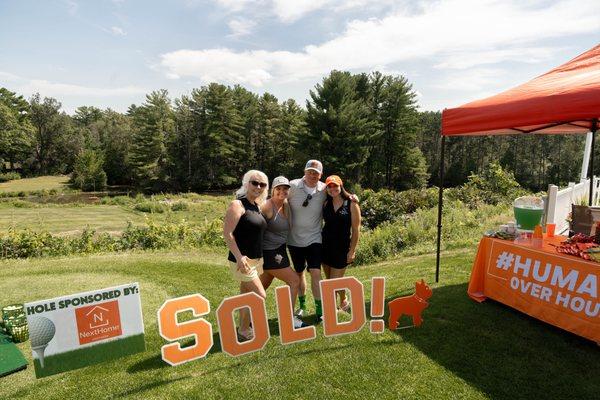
top-left (260, 176), bottom-right (306, 328)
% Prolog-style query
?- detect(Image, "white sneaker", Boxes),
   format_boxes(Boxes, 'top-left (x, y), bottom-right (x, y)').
top-left (293, 316), bottom-right (308, 328)
top-left (294, 308), bottom-right (304, 317)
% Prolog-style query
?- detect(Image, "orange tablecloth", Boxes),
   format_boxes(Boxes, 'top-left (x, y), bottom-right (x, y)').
top-left (468, 235), bottom-right (599, 343)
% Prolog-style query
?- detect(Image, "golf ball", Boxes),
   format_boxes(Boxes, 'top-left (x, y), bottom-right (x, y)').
top-left (29, 316), bottom-right (56, 348)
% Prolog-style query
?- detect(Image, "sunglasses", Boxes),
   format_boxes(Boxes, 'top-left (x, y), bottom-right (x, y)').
top-left (327, 184), bottom-right (340, 189)
top-left (250, 180), bottom-right (267, 189)
top-left (302, 193), bottom-right (312, 207)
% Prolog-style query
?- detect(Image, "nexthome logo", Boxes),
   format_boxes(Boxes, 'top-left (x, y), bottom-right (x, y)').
top-left (75, 300), bottom-right (122, 345)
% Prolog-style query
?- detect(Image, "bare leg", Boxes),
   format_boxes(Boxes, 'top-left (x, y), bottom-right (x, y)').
top-left (297, 271), bottom-right (307, 297)
top-left (267, 267), bottom-right (300, 308)
top-left (239, 278), bottom-right (266, 332)
top-left (260, 272), bottom-right (275, 291)
top-left (329, 267), bottom-right (347, 305)
top-left (309, 268), bottom-right (322, 301)
top-left (322, 264), bottom-right (331, 280)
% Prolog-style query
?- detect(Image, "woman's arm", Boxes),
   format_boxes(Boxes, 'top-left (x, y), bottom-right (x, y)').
top-left (347, 202), bottom-right (361, 264)
top-left (260, 199), bottom-right (273, 220)
top-left (284, 199), bottom-right (292, 229)
top-left (223, 200), bottom-right (249, 272)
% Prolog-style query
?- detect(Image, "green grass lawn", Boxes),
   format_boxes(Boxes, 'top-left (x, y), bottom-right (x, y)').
top-left (0, 204), bottom-right (142, 233)
top-left (0, 195), bottom-right (229, 234)
top-left (0, 176), bottom-right (70, 193)
top-left (0, 248), bottom-right (598, 399)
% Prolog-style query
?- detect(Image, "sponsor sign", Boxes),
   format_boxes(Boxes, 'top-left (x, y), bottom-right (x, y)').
top-left (25, 283), bottom-right (145, 378)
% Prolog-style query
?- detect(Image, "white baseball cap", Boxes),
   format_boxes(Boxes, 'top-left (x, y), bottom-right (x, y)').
top-left (272, 176), bottom-right (290, 188)
top-left (304, 160), bottom-right (323, 174)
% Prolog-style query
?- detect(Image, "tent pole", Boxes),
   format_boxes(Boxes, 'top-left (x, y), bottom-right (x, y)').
top-left (590, 119), bottom-right (599, 206)
top-left (435, 135), bottom-right (446, 283)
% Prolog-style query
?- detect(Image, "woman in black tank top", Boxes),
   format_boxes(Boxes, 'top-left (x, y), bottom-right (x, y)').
top-left (321, 175), bottom-right (361, 312)
top-left (223, 170), bottom-right (269, 340)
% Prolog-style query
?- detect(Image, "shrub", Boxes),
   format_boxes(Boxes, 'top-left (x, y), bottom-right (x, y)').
top-left (0, 172), bottom-right (21, 182)
top-left (133, 201), bottom-right (168, 213)
top-left (447, 162), bottom-right (527, 207)
top-left (70, 150), bottom-right (107, 191)
top-left (0, 219), bottom-right (227, 259)
top-left (171, 201), bottom-right (189, 211)
top-left (360, 187), bottom-right (438, 229)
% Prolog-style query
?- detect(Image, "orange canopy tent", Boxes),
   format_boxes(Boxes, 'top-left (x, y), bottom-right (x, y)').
top-left (435, 44), bottom-right (600, 281)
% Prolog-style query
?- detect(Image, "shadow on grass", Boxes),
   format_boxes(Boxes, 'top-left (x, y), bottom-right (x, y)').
top-left (127, 316), bottom-right (294, 373)
top-left (392, 283), bottom-right (600, 400)
top-left (114, 375), bottom-right (191, 397)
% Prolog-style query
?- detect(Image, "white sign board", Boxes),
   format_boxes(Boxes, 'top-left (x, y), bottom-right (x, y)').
top-left (25, 282), bottom-right (145, 378)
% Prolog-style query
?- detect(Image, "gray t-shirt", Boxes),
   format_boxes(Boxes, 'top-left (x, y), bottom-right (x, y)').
top-left (287, 178), bottom-right (326, 247)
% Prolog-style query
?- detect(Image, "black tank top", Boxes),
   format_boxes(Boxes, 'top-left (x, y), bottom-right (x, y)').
top-left (228, 197), bottom-right (267, 262)
top-left (322, 197), bottom-right (352, 249)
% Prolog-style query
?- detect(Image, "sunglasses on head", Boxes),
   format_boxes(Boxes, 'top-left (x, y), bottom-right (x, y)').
top-left (250, 180), bottom-right (267, 189)
top-left (302, 193), bottom-right (312, 207)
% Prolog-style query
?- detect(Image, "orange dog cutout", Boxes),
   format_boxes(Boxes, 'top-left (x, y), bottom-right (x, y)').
top-left (388, 279), bottom-right (432, 330)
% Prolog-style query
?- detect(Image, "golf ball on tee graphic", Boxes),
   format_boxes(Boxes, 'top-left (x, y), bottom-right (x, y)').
top-left (29, 316), bottom-right (56, 368)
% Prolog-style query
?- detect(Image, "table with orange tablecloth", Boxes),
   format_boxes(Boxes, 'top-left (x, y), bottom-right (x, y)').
top-left (468, 235), bottom-right (599, 343)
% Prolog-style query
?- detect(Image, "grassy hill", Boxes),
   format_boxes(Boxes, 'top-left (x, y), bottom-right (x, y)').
top-left (0, 176), bottom-right (70, 194)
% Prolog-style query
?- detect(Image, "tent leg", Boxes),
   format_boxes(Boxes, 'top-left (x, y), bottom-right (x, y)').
top-left (589, 119), bottom-right (598, 206)
top-left (435, 135), bottom-right (446, 283)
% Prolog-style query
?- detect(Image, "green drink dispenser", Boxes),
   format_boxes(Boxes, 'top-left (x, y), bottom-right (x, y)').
top-left (513, 196), bottom-right (544, 231)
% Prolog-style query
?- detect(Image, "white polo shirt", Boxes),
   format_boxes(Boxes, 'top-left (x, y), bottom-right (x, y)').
top-left (287, 178), bottom-right (326, 247)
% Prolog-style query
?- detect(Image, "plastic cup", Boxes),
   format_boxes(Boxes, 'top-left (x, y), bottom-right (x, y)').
top-left (546, 223), bottom-right (556, 238)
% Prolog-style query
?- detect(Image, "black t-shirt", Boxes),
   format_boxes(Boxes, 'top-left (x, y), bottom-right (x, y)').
top-left (228, 197), bottom-right (267, 262)
top-left (322, 197), bottom-right (352, 250)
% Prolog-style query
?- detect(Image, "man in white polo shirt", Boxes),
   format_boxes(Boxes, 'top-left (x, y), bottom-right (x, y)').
top-left (287, 160), bottom-right (327, 322)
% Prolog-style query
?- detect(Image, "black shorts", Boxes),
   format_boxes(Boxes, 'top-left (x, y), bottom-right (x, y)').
top-left (322, 251), bottom-right (349, 269)
top-left (288, 243), bottom-right (322, 273)
top-left (262, 244), bottom-right (291, 270)
top-left (322, 241), bottom-right (350, 269)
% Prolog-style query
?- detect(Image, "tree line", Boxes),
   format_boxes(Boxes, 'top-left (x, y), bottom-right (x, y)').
top-left (0, 71), bottom-right (591, 193)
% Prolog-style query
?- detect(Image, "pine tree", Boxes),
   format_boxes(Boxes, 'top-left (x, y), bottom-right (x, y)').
top-left (129, 90), bottom-right (174, 190)
top-left (305, 70), bottom-right (375, 183)
top-left (202, 83), bottom-right (245, 187)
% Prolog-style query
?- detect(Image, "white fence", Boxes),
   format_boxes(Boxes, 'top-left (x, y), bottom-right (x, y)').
top-left (545, 177), bottom-right (600, 234)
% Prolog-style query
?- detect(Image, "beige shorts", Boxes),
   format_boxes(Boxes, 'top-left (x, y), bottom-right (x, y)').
top-left (228, 258), bottom-right (264, 282)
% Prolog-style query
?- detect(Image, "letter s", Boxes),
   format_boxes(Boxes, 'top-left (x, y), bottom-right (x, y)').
top-left (158, 294), bottom-right (213, 366)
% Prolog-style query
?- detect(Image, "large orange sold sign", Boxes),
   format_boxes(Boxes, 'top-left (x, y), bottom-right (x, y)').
top-left (157, 276), bottom-right (410, 365)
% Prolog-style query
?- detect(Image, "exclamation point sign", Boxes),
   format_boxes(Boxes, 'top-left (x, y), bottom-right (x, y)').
top-left (370, 277), bottom-right (386, 334)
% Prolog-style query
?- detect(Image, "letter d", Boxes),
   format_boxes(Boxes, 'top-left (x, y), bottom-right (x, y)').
top-left (320, 277), bottom-right (366, 337)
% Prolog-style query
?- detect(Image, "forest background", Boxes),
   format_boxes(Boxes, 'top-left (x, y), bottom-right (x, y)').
top-left (0, 70), bottom-right (589, 194)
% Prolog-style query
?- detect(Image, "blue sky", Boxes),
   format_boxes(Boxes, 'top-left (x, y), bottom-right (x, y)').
top-left (1, 0), bottom-right (599, 113)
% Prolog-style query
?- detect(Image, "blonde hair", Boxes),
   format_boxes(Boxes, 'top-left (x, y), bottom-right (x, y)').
top-left (235, 170), bottom-right (269, 204)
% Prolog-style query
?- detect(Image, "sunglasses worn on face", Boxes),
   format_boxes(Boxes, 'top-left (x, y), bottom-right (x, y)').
top-left (327, 184), bottom-right (340, 189)
top-left (302, 193), bottom-right (313, 207)
top-left (250, 180), bottom-right (267, 189)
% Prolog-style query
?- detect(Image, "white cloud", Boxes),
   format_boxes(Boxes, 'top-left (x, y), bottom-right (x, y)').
top-left (433, 46), bottom-right (564, 70)
top-left (271, 0), bottom-right (333, 23)
top-left (0, 70), bottom-right (22, 82)
top-left (1, 71), bottom-right (146, 98)
top-left (215, 0), bottom-right (261, 13)
top-left (109, 26), bottom-right (126, 36)
top-left (211, 0), bottom-right (396, 23)
top-left (227, 18), bottom-right (257, 38)
top-left (160, 0), bottom-right (600, 87)
top-left (433, 68), bottom-right (506, 92)
top-left (20, 80), bottom-right (146, 97)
